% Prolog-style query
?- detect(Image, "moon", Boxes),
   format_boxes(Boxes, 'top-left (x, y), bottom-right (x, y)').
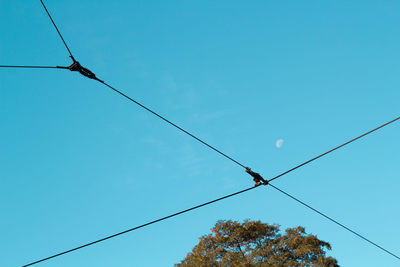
top-left (276, 139), bottom-right (284, 148)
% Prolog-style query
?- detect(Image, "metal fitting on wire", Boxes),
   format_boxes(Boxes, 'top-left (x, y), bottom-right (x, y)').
top-left (245, 167), bottom-right (268, 186)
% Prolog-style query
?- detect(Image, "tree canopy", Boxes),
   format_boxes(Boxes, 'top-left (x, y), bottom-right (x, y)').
top-left (176, 220), bottom-right (338, 267)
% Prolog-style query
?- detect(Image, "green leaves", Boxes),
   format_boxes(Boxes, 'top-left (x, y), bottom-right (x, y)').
top-left (176, 220), bottom-right (338, 267)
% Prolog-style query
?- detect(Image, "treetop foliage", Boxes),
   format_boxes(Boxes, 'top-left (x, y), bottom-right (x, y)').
top-left (176, 220), bottom-right (338, 267)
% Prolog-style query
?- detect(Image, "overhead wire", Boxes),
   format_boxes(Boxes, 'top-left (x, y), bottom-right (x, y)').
top-left (28, 79), bottom-right (400, 263)
top-left (97, 80), bottom-right (247, 168)
top-left (2, 0), bottom-right (248, 169)
top-left (0, 65), bottom-right (63, 69)
top-left (8, 0), bottom-right (400, 174)
top-left (19, 79), bottom-right (400, 263)
top-left (22, 186), bottom-right (257, 266)
top-left (268, 184), bottom-right (400, 260)
top-left (268, 115), bottom-right (400, 183)
top-left (23, 181), bottom-right (400, 266)
top-left (96, 80), bottom-right (400, 176)
top-left (6, 0), bottom-right (399, 265)
top-left (39, 0), bottom-right (75, 59)
top-left (19, 8), bottom-right (400, 261)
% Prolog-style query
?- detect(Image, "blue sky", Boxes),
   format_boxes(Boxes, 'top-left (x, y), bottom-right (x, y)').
top-left (1, 1), bottom-right (399, 266)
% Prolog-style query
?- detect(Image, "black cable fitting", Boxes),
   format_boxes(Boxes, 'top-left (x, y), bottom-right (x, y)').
top-left (66, 60), bottom-right (103, 82)
top-left (55, 58), bottom-right (104, 83)
top-left (55, 57), bottom-right (103, 82)
top-left (245, 167), bottom-right (268, 186)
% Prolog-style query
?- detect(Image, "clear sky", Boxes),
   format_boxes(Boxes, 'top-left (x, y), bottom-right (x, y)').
top-left (1, 1), bottom-right (399, 266)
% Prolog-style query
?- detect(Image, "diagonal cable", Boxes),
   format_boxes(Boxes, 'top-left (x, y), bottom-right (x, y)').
top-left (23, 181), bottom-right (400, 266)
top-left (36, 0), bottom-right (400, 176)
top-left (96, 79), bottom-right (400, 174)
top-left (18, 3), bottom-right (400, 263)
top-left (96, 80), bottom-right (247, 168)
top-left (19, 106), bottom-right (400, 265)
top-left (268, 115), bottom-right (400, 183)
top-left (22, 186), bottom-right (257, 266)
top-left (268, 183), bottom-right (400, 260)
top-left (39, 0), bottom-right (75, 59)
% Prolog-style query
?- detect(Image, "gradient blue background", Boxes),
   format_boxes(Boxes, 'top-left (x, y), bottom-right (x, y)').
top-left (1, 1), bottom-right (399, 266)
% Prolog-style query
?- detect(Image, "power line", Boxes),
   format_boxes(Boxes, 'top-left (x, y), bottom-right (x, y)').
top-left (0, 65), bottom-right (63, 69)
top-left (14, 68), bottom-right (399, 264)
top-left (268, 115), bottom-right (400, 183)
top-left (91, 79), bottom-right (400, 260)
top-left (34, 1), bottom-right (400, 178)
top-left (39, 0), bottom-right (75, 59)
top-left (268, 184), bottom-right (400, 260)
top-left (97, 78), bottom-right (400, 175)
top-left (36, 0), bottom-right (246, 171)
top-left (3, 1), bottom-right (248, 169)
top-left (22, 186), bottom-right (257, 267)
top-left (23, 182), bottom-right (400, 266)
top-left (11, 1), bottom-right (399, 265)
top-left (96, 80), bottom-right (247, 169)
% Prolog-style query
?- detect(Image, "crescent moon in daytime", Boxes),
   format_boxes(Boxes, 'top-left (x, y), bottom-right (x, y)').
top-left (276, 139), bottom-right (284, 148)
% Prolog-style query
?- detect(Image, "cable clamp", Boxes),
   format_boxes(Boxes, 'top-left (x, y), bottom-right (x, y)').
top-left (245, 167), bottom-right (268, 186)
top-left (67, 59), bottom-right (103, 82)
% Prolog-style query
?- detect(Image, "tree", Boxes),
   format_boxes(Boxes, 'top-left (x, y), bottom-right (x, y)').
top-left (176, 220), bottom-right (338, 267)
